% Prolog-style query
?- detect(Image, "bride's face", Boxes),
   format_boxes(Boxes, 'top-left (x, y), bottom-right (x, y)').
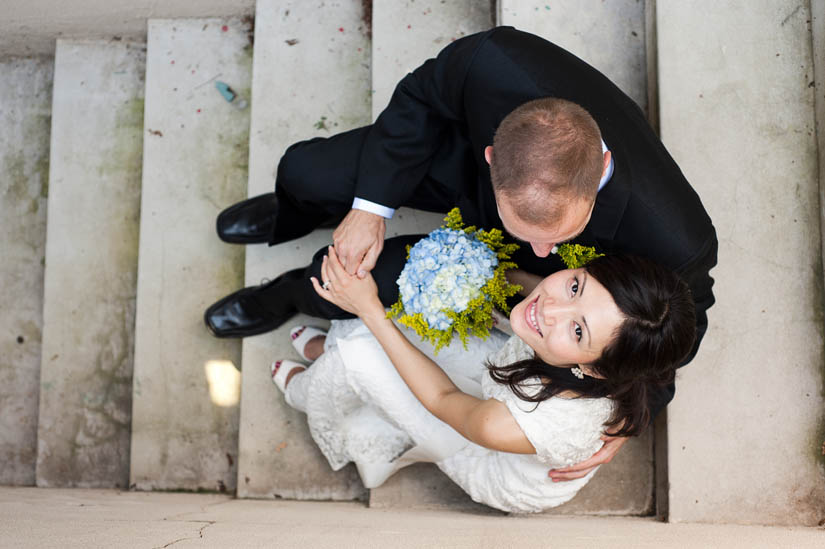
top-left (510, 268), bottom-right (624, 369)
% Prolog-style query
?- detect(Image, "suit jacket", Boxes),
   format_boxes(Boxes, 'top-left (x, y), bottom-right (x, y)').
top-left (356, 27), bottom-right (717, 415)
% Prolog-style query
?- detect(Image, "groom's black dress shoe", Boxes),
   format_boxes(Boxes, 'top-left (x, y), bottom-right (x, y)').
top-left (204, 269), bottom-right (304, 338)
top-left (216, 193), bottom-right (278, 244)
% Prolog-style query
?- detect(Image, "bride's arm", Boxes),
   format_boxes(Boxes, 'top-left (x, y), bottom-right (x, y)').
top-left (361, 305), bottom-right (536, 455)
top-left (312, 247), bottom-right (536, 455)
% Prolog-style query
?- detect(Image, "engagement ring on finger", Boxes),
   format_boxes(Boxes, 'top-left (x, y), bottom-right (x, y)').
top-left (322, 281), bottom-right (331, 290)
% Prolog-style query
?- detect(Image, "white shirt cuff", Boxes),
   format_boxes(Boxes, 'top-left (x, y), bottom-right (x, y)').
top-left (352, 198), bottom-right (396, 219)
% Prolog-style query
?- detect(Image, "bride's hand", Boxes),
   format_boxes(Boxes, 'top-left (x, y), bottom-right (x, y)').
top-left (311, 246), bottom-right (384, 318)
top-left (547, 430), bottom-right (629, 482)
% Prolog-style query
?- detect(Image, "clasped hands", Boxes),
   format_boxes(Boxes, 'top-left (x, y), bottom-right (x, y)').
top-left (331, 209), bottom-right (386, 279)
top-left (312, 241), bottom-right (629, 481)
top-left (311, 246), bottom-right (384, 320)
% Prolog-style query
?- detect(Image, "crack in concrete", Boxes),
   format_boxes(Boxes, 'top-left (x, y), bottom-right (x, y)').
top-left (154, 520), bottom-right (217, 548)
top-left (153, 499), bottom-right (230, 548)
top-left (161, 497), bottom-right (233, 522)
top-left (781, 4), bottom-right (802, 27)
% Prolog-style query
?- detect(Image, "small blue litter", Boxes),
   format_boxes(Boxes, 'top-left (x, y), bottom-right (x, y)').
top-left (215, 81), bottom-right (248, 110)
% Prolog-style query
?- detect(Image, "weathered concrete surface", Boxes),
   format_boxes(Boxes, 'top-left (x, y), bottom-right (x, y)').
top-left (0, 57), bottom-right (53, 486)
top-left (500, 0), bottom-right (648, 115)
top-left (0, 0), bottom-right (254, 56)
top-left (130, 19), bottom-right (251, 492)
top-left (369, 463), bottom-right (495, 512)
top-left (236, 0), bottom-right (369, 500)
top-left (2, 488), bottom-right (824, 549)
top-left (659, 1), bottom-right (825, 526)
top-left (35, 40), bottom-right (144, 488)
top-left (815, 0), bottom-right (825, 280)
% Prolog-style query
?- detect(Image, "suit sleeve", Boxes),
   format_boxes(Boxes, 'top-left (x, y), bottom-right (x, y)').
top-left (648, 233), bottom-right (718, 420)
top-left (355, 32), bottom-right (490, 208)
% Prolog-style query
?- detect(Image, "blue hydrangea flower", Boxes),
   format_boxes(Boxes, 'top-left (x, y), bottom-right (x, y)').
top-left (397, 228), bottom-right (498, 331)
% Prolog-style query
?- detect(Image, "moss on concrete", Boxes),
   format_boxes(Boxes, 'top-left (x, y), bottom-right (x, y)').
top-left (97, 96), bottom-right (144, 178)
top-left (3, 152), bottom-right (28, 200)
top-left (2, 150), bottom-right (47, 217)
top-left (35, 153), bottom-right (50, 199)
top-left (22, 112), bottom-right (52, 200)
top-left (118, 97), bottom-right (145, 127)
top-left (236, 41), bottom-right (253, 72)
top-left (201, 116), bottom-right (250, 214)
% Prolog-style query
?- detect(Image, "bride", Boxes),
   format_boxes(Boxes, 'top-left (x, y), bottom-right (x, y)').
top-left (270, 246), bottom-right (696, 513)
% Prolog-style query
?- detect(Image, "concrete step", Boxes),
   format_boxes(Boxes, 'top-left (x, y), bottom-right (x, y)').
top-left (366, 0), bottom-right (495, 510)
top-left (659, 1), bottom-right (825, 526)
top-left (130, 18), bottom-right (252, 492)
top-left (35, 40), bottom-right (145, 488)
top-left (5, 487), bottom-right (825, 549)
top-left (0, 57), bottom-right (53, 485)
top-left (501, 0), bottom-right (649, 114)
top-left (236, 0), bottom-right (370, 500)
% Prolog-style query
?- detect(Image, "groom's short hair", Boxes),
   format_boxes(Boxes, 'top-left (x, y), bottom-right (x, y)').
top-left (490, 98), bottom-right (603, 226)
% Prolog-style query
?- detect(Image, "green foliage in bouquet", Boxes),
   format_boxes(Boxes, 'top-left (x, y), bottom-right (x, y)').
top-left (556, 243), bottom-right (604, 269)
top-left (388, 208), bottom-right (522, 352)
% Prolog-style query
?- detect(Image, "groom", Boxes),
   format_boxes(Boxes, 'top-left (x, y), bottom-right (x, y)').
top-left (205, 27), bottom-right (717, 480)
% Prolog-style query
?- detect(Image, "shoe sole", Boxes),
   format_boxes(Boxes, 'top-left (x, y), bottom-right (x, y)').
top-left (216, 231), bottom-right (270, 245)
top-left (204, 311), bottom-right (296, 338)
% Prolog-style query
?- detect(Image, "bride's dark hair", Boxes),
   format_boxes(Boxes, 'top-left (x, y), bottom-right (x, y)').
top-left (488, 254), bottom-right (696, 437)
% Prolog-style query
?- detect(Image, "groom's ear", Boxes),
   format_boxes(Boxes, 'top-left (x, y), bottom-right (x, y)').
top-left (602, 150), bottom-right (612, 179)
top-left (484, 146), bottom-right (493, 166)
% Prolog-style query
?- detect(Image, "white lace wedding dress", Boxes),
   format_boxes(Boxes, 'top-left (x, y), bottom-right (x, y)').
top-left (283, 319), bottom-right (614, 513)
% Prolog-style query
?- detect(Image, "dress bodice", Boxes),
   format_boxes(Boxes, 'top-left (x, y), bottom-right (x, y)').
top-left (482, 335), bottom-right (615, 468)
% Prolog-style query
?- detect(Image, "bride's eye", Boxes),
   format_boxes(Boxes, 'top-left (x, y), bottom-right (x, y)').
top-left (574, 323), bottom-right (582, 342)
top-left (571, 277), bottom-right (579, 296)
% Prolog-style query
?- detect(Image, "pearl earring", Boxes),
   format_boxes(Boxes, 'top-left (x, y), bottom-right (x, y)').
top-left (571, 366), bottom-right (584, 379)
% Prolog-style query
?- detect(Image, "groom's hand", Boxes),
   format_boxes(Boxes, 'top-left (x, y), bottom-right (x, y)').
top-left (547, 435), bottom-right (629, 482)
top-left (333, 209), bottom-right (386, 278)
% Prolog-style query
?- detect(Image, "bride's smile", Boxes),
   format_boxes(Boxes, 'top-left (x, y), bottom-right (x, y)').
top-left (510, 268), bottom-right (624, 369)
top-left (525, 296), bottom-right (542, 335)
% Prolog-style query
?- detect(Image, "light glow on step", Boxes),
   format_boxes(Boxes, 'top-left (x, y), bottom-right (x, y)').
top-left (204, 360), bottom-right (241, 407)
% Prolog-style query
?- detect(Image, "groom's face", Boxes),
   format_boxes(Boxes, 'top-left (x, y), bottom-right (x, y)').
top-left (496, 193), bottom-right (595, 257)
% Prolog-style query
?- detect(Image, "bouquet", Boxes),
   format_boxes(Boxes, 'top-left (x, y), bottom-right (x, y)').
top-left (388, 208), bottom-right (521, 351)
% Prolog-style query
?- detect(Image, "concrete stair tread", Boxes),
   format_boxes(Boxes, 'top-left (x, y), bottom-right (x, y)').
top-left (130, 17), bottom-right (252, 492)
top-left (35, 40), bottom-right (145, 488)
top-left (0, 57), bottom-right (53, 486)
top-left (501, 0), bottom-right (648, 113)
top-left (659, 2), bottom-right (825, 525)
top-left (236, 0), bottom-right (371, 500)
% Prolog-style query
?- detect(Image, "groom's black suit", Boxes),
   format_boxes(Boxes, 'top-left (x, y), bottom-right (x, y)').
top-left (272, 27), bottom-right (717, 416)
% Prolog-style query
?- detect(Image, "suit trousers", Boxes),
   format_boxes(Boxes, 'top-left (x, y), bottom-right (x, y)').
top-left (267, 126), bottom-right (460, 319)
